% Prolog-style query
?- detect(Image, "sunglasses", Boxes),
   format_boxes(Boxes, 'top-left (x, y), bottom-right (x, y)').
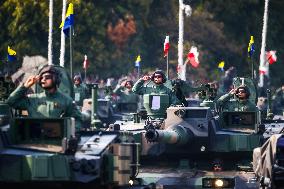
top-left (238, 90), bottom-right (246, 94)
top-left (154, 75), bottom-right (162, 79)
top-left (41, 75), bottom-right (53, 80)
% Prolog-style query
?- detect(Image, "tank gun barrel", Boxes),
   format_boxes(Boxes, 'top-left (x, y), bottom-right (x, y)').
top-left (145, 125), bottom-right (191, 145)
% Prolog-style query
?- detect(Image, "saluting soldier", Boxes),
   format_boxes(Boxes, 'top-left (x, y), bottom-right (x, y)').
top-left (6, 65), bottom-right (83, 130)
top-left (217, 85), bottom-right (258, 112)
top-left (113, 80), bottom-right (139, 103)
top-left (132, 70), bottom-right (181, 106)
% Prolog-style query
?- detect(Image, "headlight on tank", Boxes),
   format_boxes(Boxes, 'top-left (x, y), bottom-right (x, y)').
top-left (202, 177), bottom-right (235, 188)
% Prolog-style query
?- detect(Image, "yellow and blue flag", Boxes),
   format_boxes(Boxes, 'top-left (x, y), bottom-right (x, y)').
top-left (218, 61), bottom-right (225, 71)
top-left (7, 46), bottom-right (16, 62)
top-left (248, 36), bottom-right (255, 57)
top-left (60, 3), bottom-right (74, 36)
top-left (135, 55), bottom-right (141, 67)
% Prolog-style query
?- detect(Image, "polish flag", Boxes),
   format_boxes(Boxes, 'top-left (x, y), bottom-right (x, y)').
top-left (187, 46), bottom-right (199, 68)
top-left (163, 35), bottom-right (170, 57)
top-left (266, 50), bottom-right (277, 64)
top-left (83, 55), bottom-right (89, 69)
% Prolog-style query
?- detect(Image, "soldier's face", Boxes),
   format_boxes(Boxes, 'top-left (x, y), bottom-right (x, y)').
top-left (74, 78), bottom-right (81, 85)
top-left (237, 89), bottom-right (247, 99)
top-left (40, 73), bottom-right (54, 89)
top-left (153, 74), bottom-right (163, 84)
top-left (125, 82), bottom-right (132, 89)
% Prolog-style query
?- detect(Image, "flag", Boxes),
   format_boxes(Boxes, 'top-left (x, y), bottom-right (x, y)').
top-left (135, 55), bottom-right (141, 67)
top-left (266, 50), bottom-right (277, 64)
top-left (7, 46), bottom-right (16, 62)
top-left (60, 3), bottom-right (74, 36)
top-left (247, 36), bottom-right (255, 57)
top-left (187, 46), bottom-right (199, 68)
top-left (218, 61), bottom-right (225, 71)
top-left (83, 55), bottom-right (89, 69)
top-left (163, 35), bottom-right (170, 57)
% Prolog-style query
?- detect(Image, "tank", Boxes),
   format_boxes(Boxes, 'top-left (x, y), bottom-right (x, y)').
top-left (0, 69), bottom-right (144, 189)
top-left (112, 77), bottom-right (284, 189)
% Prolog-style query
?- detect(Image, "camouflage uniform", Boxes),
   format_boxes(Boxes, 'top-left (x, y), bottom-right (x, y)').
top-left (132, 79), bottom-right (180, 106)
top-left (217, 93), bottom-right (258, 112)
top-left (7, 65), bottom-right (83, 130)
top-left (7, 85), bottom-right (82, 120)
top-left (113, 85), bottom-right (139, 104)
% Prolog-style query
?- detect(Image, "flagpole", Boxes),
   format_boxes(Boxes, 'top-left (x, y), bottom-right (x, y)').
top-left (259, 0), bottom-right (270, 87)
top-left (48, 0), bottom-right (53, 65)
top-left (59, 0), bottom-right (67, 67)
top-left (84, 68), bottom-right (87, 83)
top-left (69, 26), bottom-right (73, 78)
top-left (166, 53), bottom-right (169, 79)
top-left (251, 57), bottom-right (254, 80)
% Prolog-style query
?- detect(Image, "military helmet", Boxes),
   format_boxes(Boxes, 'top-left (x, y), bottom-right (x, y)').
top-left (73, 75), bottom-right (82, 82)
top-left (38, 65), bottom-right (61, 86)
top-left (236, 85), bottom-right (250, 98)
top-left (151, 70), bottom-right (167, 83)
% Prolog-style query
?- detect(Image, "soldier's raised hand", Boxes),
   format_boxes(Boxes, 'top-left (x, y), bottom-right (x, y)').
top-left (142, 75), bottom-right (151, 81)
top-left (24, 75), bottom-right (40, 88)
top-left (229, 88), bottom-right (236, 95)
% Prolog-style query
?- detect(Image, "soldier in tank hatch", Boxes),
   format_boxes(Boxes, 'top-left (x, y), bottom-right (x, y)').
top-left (113, 80), bottom-right (139, 104)
top-left (132, 70), bottom-right (181, 106)
top-left (217, 85), bottom-right (258, 112)
top-left (6, 65), bottom-right (83, 131)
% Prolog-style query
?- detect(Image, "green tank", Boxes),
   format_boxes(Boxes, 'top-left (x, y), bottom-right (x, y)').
top-left (112, 77), bottom-right (284, 189)
top-left (0, 68), bottom-right (142, 188)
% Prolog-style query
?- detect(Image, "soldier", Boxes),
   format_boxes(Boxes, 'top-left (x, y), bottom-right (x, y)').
top-left (6, 65), bottom-right (83, 130)
top-left (113, 80), bottom-right (139, 103)
top-left (73, 75), bottom-right (89, 107)
top-left (272, 84), bottom-right (284, 115)
top-left (132, 70), bottom-right (181, 106)
top-left (217, 85), bottom-right (258, 112)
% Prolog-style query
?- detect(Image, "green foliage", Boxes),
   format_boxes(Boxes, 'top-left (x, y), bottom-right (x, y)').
top-left (0, 0), bottom-right (283, 87)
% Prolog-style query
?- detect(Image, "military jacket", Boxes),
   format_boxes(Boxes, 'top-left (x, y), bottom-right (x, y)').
top-left (113, 86), bottom-right (139, 103)
top-left (7, 85), bottom-right (83, 129)
top-left (132, 79), bottom-right (181, 105)
top-left (217, 93), bottom-right (258, 112)
top-left (74, 84), bottom-right (88, 106)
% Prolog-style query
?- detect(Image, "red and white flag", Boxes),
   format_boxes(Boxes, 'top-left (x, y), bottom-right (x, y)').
top-left (83, 54), bottom-right (89, 69)
top-left (266, 50), bottom-right (277, 64)
top-left (187, 46), bottom-right (199, 68)
top-left (163, 35), bottom-right (170, 57)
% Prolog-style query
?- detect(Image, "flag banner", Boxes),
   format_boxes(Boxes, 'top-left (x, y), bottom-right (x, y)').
top-left (7, 46), bottom-right (16, 62)
top-left (135, 55), bottom-right (141, 67)
top-left (266, 50), bottom-right (277, 64)
top-left (163, 36), bottom-right (170, 57)
top-left (218, 61), bottom-right (225, 71)
top-left (187, 46), bottom-right (199, 68)
top-left (83, 55), bottom-right (89, 69)
top-left (60, 3), bottom-right (74, 36)
top-left (247, 36), bottom-right (255, 57)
